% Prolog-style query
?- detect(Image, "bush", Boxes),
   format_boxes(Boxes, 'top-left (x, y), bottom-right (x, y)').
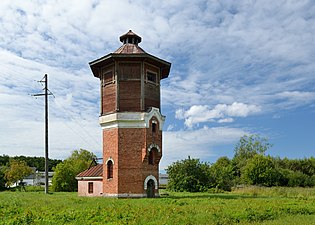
top-left (287, 171), bottom-right (310, 187)
top-left (210, 157), bottom-right (234, 191)
top-left (166, 157), bottom-right (211, 192)
top-left (242, 155), bottom-right (280, 187)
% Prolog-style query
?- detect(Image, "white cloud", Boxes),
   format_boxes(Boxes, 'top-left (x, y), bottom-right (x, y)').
top-left (0, 50), bottom-right (102, 159)
top-left (177, 102), bottom-right (261, 128)
top-left (218, 118), bottom-right (234, 123)
top-left (161, 126), bottom-right (248, 170)
top-left (0, 0), bottom-right (315, 164)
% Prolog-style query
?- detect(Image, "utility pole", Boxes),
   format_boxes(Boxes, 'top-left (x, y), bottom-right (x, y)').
top-left (33, 74), bottom-right (52, 194)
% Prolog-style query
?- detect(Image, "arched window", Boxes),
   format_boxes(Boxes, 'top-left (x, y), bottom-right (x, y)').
top-left (152, 122), bottom-right (156, 133)
top-left (148, 148), bottom-right (157, 165)
top-left (107, 160), bottom-right (113, 179)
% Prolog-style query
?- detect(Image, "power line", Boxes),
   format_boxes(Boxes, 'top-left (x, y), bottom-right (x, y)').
top-left (0, 62), bottom-right (101, 152)
top-left (52, 97), bottom-right (101, 149)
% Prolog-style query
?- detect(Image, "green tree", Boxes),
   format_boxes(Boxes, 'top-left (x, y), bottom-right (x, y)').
top-left (210, 157), bottom-right (234, 191)
top-left (233, 134), bottom-right (272, 181)
top-left (0, 154), bottom-right (10, 166)
top-left (242, 154), bottom-right (280, 187)
top-left (5, 159), bottom-right (33, 187)
top-left (0, 166), bottom-right (7, 190)
top-left (166, 157), bottom-right (211, 192)
top-left (12, 156), bottom-right (62, 171)
top-left (51, 149), bottom-right (95, 192)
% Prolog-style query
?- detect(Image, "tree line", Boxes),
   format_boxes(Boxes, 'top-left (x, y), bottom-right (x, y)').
top-left (0, 149), bottom-right (95, 191)
top-left (0, 155), bottom-right (62, 171)
top-left (167, 135), bottom-right (315, 192)
top-left (0, 155), bottom-right (62, 190)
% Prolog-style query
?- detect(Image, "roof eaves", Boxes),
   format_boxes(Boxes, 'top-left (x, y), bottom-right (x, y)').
top-left (75, 176), bottom-right (103, 180)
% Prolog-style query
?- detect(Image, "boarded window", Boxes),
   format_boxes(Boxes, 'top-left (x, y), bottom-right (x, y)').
top-left (88, 182), bottom-right (93, 194)
top-left (107, 160), bottom-right (113, 179)
top-left (102, 70), bottom-right (113, 85)
top-left (118, 63), bottom-right (141, 80)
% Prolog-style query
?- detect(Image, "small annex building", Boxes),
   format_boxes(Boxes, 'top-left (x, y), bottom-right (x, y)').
top-left (76, 164), bottom-right (103, 196)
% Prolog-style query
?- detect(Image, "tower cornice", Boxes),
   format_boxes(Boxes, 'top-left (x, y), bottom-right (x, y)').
top-left (99, 107), bottom-right (165, 130)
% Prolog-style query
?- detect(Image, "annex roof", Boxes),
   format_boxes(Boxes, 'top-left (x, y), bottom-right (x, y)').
top-left (76, 164), bottom-right (103, 178)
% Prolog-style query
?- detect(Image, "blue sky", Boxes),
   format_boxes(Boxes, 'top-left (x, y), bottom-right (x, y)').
top-left (0, 0), bottom-right (314, 170)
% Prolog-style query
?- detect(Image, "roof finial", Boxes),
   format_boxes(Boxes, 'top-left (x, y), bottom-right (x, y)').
top-left (119, 30), bottom-right (142, 45)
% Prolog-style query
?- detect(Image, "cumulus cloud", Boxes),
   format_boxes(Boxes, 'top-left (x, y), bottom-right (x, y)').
top-left (161, 126), bottom-right (248, 169)
top-left (0, 50), bottom-right (102, 159)
top-left (1, 0), bottom-right (315, 163)
top-left (176, 102), bottom-right (261, 128)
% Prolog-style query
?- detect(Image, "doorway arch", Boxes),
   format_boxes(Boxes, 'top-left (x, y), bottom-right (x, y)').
top-left (146, 179), bottom-right (155, 198)
top-left (144, 175), bottom-right (158, 197)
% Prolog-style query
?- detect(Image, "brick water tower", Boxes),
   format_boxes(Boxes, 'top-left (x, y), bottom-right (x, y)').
top-left (89, 30), bottom-right (171, 197)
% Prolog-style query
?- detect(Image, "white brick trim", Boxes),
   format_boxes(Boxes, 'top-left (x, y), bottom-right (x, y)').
top-left (105, 157), bottom-right (114, 165)
top-left (148, 143), bottom-right (161, 153)
top-left (144, 175), bottom-right (158, 190)
top-left (99, 107), bottom-right (165, 130)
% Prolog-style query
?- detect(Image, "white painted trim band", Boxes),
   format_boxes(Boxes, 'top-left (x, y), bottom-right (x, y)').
top-left (99, 107), bottom-right (165, 130)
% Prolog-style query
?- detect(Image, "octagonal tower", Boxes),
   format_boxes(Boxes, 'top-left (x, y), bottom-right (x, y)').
top-left (89, 30), bottom-right (171, 197)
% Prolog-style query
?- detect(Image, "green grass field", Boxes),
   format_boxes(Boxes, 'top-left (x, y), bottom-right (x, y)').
top-left (0, 187), bottom-right (315, 225)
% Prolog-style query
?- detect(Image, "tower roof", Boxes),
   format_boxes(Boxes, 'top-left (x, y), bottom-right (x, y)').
top-left (119, 30), bottom-right (142, 44)
top-left (89, 30), bottom-right (171, 78)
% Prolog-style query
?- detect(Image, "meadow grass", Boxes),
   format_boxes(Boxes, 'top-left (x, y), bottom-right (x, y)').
top-left (0, 188), bottom-right (315, 224)
top-left (231, 186), bottom-right (315, 198)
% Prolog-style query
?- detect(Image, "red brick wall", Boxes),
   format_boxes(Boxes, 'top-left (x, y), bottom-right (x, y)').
top-left (143, 117), bottom-right (162, 191)
top-left (102, 119), bottom-right (162, 195)
top-left (103, 128), bottom-right (119, 194)
top-left (117, 128), bottom-right (146, 193)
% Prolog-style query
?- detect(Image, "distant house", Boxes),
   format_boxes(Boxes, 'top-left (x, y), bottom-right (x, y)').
top-left (76, 164), bottom-right (103, 197)
top-left (23, 170), bottom-right (54, 186)
top-left (9, 168), bottom-right (54, 187)
top-left (76, 164), bottom-right (168, 196)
